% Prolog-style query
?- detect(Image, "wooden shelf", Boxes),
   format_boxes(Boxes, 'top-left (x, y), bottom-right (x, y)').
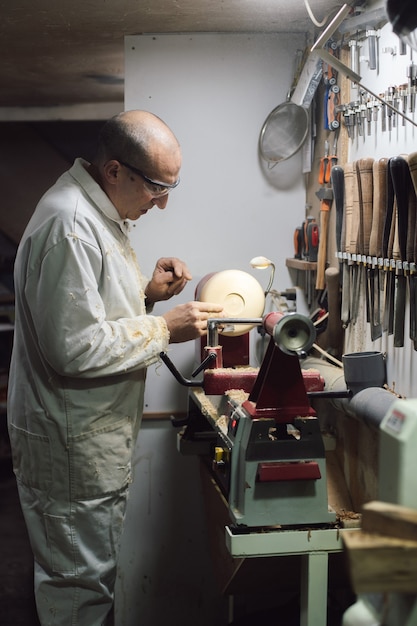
top-left (286, 258), bottom-right (317, 271)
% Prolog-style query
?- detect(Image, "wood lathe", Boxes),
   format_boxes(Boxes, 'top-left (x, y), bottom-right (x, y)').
top-left (161, 310), bottom-right (348, 530)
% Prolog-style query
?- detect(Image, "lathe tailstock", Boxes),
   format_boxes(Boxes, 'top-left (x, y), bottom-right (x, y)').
top-left (161, 311), bottom-right (340, 529)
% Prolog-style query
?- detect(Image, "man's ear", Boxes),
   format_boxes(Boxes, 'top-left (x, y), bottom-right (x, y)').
top-left (103, 160), bottom-right (120, 185)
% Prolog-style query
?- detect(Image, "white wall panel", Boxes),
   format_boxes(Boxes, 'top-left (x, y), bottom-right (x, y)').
top-left (125, 33), bottom-right (307, 413)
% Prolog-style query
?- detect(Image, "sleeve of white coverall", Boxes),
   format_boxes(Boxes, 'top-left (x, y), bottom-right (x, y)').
top-left (27, 234), bottom-right (170, 378)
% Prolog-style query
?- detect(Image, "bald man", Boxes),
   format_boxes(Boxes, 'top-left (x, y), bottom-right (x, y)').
top-left (7, 110), bottom-right (223, 626)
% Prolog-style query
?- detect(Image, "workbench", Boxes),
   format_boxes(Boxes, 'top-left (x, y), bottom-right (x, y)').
top-left (226, 524), bottom-right (356, 626)
top-left (200, 460), bottom-right (359, 626)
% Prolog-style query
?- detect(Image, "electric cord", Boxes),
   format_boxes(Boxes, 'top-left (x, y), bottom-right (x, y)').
top-left (303, 0), bottom-right (352, 29)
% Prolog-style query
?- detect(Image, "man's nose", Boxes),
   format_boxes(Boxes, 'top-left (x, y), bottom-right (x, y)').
top-left (154, 195), bottom-right (169, 209)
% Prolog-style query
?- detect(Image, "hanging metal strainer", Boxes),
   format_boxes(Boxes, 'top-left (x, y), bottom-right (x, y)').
top-left (259, 98), bottom-right (309, 166)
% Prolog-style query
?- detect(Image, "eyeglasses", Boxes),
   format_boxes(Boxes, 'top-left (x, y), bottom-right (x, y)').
top-left (118, 160), bottom-right (180, 197)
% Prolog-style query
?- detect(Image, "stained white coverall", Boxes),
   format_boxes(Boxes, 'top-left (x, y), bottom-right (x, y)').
top-left (7, 158), bottom-right (170, 625)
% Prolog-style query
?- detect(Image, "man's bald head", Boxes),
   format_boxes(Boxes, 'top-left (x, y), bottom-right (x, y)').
top-left (95, 110), bottom-right (181, 177)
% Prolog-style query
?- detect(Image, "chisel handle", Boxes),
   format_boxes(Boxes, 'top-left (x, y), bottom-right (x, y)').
top-left (370, 158), bottom-right (388, 258)
top-left (382, 158), bottom-right (395, 259)
top-left (315, 200), bottom-right (331, 290)
top-left (390, 156), bottom-right (410, 261)
top-left (331, 165), bottom-right (344, 254)
top-left (407, 152), bottom-right (417, 264)
top-left (356, 158), bottom-right (374, 256)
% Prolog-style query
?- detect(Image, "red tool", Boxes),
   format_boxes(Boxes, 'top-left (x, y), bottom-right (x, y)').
top-left (306, 219), bottom-right (319, 262)
top-left (319, 139), bottom-right (338, 184)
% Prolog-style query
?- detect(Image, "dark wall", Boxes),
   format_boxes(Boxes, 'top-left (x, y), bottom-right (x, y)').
top-left (0, 121), bottom-right (103, 245)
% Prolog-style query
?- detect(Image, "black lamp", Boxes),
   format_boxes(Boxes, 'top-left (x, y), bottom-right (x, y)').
top-left (386, 0), bottom-right (417, 51)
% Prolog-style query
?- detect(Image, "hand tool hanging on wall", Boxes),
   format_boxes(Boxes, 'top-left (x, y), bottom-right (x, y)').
top-left (326, 85), bottom-right (341, 131)
top-left (407, 152), bottom-right (417, 346)
top-left (370, 158), bottom-right (389, 339)
top-left (304, 216), bottom-right (319, 306)
top-left (405, 160), bottom-right (417, 346)
top-left (357, 158), bottom-right (379, 339)
top-left (390, 156), bottom-right (409, 347)
top-left (407, 61), bottom-right (417, 114)
top-left (366, 29), bottom-right (378, 71)
top-left (315, 186), bottom-right (333, 291)
top-left (382, 160), bottom-right (396, 335)
top-left (318, 139), bottom-right (338, 185)
top-left (341, 163), bottom-right (354, 327)
top-left (323, 40), bottom-right (341, 132)
top-left (370, 159), bottom-right (388, 261)
top-left (349, 162), bottom-right (361, 323)
top-left (331, 165), bottom-right (344, 279)
top-left (319, 141), bottom-right (330, 185)
top-left (294, 226), bottom-right (303, 259)
top-left (316, 139), bottom-right (335, 292)
top-left (305, 216), bottom-right (319, 261)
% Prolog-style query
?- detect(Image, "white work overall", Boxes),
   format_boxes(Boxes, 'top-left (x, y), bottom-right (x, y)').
top-left (7, 159), bottom-right (170, 625)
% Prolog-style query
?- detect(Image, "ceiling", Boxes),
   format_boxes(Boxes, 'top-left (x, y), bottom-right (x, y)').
top-left (0, 0), bottom-right (340, 109)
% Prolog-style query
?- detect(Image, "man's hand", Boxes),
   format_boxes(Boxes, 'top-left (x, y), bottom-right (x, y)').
top-left (162, 301), bottom-right (224, 343)
top-left (145, 257), bottom-right (192, 304)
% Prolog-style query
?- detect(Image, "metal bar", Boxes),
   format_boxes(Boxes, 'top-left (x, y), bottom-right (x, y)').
top-left (300, 552), bottom-right (329, 626)
top-left (311, 4), bottom-right (352, 51)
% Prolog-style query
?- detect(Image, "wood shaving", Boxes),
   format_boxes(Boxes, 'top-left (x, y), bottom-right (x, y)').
top-left (383, 383), bottom-right (406, 399)
top-left (216, 415), bottom-right (229, 434)
top-left (226, 389), bottom-right (249, 405)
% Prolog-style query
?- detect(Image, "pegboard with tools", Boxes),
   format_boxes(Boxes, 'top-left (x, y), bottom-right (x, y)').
top-left (338, 12), bottom-right (417, 399)
top-left (338, 5), bottom-right (417, 150)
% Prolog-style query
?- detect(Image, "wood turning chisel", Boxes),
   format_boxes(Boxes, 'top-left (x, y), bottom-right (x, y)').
top-left (349, 161), bottom-right (361, 324)
top-left (390, 156), bottom-right (409, 348)
top-left (370, 158), bottom-right (389, 340)
top-left (382, 159), bottom-right (396, 335)
top-left (341, 163), bottom-right (354, 327)
top-left (331, 164), bottom-right (344, 280)
top-left (356, 158), bottom-right (375, 334)
top-left (315, 186), bottom-right (333, 291)
top-left (406, 152), bottom-right (417, 348)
